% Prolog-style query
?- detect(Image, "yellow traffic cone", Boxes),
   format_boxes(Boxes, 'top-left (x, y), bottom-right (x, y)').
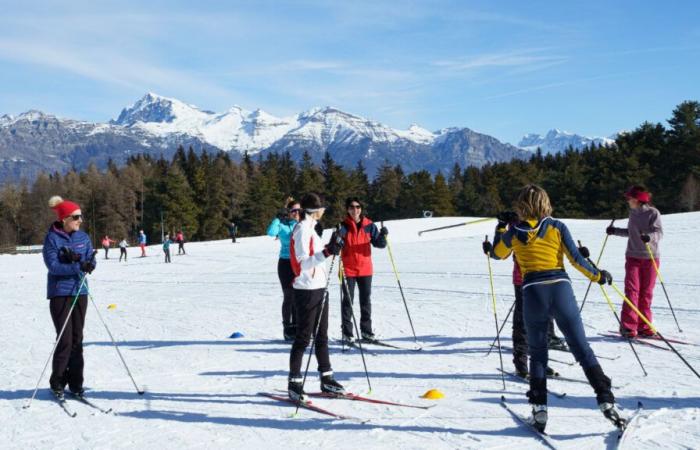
top-left (421, 389), bottom-right (444, 400)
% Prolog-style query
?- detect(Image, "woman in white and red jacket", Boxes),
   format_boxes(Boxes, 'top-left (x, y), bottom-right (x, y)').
top-left (287, 193), bottom-right (345, 401)
top-left (338, 197), bottom-right (388, 342)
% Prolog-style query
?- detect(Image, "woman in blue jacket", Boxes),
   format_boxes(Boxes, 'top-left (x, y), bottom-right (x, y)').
top-left (267, 199), bottom-right (301, 341)
top-left (42, 196), bottom-right (96, 399)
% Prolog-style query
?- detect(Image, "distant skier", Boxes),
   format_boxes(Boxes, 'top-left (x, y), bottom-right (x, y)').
top-left (43, 196), bottom-right (97, 399)
top-left (163, 233), bottom-right (172, 263)
top-left (101, 235), bottom-right (115, 259)
top-left (337, 197), bottom-right (388, 343)
top-left (176, 230), bottom-right (186, 255)
top-left (606, 186), bottom-right (663, 338)
top-left (287, 193), bottom-right (345, 401)
top-left (486, 184), bottom-right (624, 432)
top-left (118, 238), bottom-right (128, 262)
top-left (228, 221), bottom-right (237, 243)
top-left (267, 198), bottom-right (301, 341)
top-left (138, 230), bottom-right (147, 257)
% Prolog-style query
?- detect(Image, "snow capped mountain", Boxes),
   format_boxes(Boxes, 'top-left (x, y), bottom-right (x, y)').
top-left (519, 129), bottom-right (616, 154)
top-left (0, 93), bottom-right (529, 181)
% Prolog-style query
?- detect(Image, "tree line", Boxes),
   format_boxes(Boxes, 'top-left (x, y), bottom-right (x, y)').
top-left (0, 101), bottom-right (697, 250)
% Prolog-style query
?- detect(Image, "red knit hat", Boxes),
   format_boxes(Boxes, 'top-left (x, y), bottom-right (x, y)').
top-left (48, 196), bottom-right (81, 221)
top-left (624, 186), bottom-right (651, 203)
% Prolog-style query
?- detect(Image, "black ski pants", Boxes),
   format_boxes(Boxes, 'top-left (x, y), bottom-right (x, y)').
top-left (49, 295), bottom-right (88, 392)
top-left (512, 284), bottom-right (562, 369)
top-left (289, 288), bottom-right (331, 377)
top-left (277, 258), bottom-right (296, 330)
top-left (340, 275), bottom-right (373, 337)
top-left (119, 247), bottom-right (127, 261)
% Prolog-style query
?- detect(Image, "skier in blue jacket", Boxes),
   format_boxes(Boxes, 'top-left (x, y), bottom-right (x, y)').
top-left (267, 198), bottom-right (301, 341)
top-left (42, 196), bottom-right (97, 399)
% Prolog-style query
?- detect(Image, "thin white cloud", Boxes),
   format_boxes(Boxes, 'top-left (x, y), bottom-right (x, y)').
top-left (433, 51), bottom-right (567, 73)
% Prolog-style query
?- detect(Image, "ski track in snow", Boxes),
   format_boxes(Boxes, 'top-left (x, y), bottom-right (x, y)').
top-left (2, 214), bottom-right (699, 449)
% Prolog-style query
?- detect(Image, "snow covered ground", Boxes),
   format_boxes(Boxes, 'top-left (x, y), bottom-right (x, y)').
top-left (2, 214), bottom-right (699, 449)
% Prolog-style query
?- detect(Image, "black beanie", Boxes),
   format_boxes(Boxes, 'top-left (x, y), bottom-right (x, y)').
top-left (301, 193), bottom-right (324, 210)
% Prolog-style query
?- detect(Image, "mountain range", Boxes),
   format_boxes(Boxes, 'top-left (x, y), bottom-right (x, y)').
top-left (0, 93), bottom-right (613, 182)
top-left (518, 129), bottom-right (616, 155)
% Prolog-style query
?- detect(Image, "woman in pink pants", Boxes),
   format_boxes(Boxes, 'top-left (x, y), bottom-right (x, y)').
top-left (606, 186), bottom-right (663, 338)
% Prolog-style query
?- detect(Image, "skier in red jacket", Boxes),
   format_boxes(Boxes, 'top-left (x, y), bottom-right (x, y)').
top-left (338, 197), bottom-right (388, 343)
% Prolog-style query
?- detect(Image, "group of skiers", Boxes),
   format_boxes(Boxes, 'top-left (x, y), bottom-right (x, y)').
top-left (99, 229), bottom-right (185, 263)
top-left (266, 195), bottom-right (389, 399)
top-left (42, 183), bottom-right (663, 432)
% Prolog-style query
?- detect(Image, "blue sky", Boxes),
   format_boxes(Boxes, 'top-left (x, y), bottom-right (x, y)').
top-left (0, 0), bottom-right (698, 144)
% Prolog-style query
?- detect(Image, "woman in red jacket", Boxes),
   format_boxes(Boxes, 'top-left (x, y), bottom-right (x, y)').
top-left (338, 197), bottom-right (388, 343)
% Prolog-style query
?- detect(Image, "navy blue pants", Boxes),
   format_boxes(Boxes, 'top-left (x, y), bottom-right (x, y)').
top-left (523, 280), bottom-right (599, 381)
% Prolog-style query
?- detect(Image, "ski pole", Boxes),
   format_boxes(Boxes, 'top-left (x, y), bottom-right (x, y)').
top-left (485, 299), bottom-right (516, 357)
top-left (598, 286), bottom-right (647, 376)
top-left (295, 230), bottom-right (341, 416)
top-left (610, 283), bottom-right (699, 379)
top-left (24, 274), bottom-right (88, 409)
top-left (484, 235), bottom-right (506, 390)
top-left (418, 217), bottom-right (495, 236)
top-left (579, 219), bottom-right (614, 314)
top-left (87, 291), bottom-right (144, 395)
top-left (643, 240), bottom-right (682, 332)
top-left (339, 264), bottom-right (372, 393)
top-left (383, 222), bottom-right (421, 349)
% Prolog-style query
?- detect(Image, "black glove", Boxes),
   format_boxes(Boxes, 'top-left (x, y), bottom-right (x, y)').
top-left (640, 233), bottom-right (650, 243)
top-left (606, 226), bottom-right (616, 235)
top-left (597, 270), bottom-right (612, 285)
top-left (58, 246), bottom-right (82, 263)
top-left (314, 222), bottom-right (324, 237)
top-left (496, 211), bottom-right (518, 227)
top-left (482, 240), bottom-right (493, 255)
top-left (578, 245), bottom-right (590, 259)
top-left (80, 260), bottom-right (95, 274)
top-left (380, 226), bottom-right (389, 237)
top-left (323, 232), bottom-right (343, 257)
top-left (276, 208), bottom-right (288, 220)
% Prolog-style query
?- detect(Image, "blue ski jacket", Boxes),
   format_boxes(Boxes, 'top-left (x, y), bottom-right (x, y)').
top-left (267, 217), bottom-right (298, 259)
top-left (42, 222), bottom-right (96, 299)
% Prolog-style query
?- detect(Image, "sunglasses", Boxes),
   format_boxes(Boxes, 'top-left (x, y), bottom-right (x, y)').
top-left (348, 204), bottom-right (362, 209)
top-left (70, 214), bottom-right (83, 221)
top-left (289, 209), bottom-right (301, 214)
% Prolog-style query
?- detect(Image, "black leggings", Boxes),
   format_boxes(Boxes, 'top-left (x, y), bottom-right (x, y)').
top-left (289, 289), bottom-right (331, 377)
top-left (341, 276), bottom-right (373, 337)
top-left (49, 295), bottom-right (88, 391)
top-left (277, 258), bottom-right (296, 327)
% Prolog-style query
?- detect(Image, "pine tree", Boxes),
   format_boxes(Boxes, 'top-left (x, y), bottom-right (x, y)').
top-left (431, 171), bottom-right (456, 216)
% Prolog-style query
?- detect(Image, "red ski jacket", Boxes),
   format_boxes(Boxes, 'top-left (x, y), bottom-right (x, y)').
top-left (339, 215), bottom-right (386, 277)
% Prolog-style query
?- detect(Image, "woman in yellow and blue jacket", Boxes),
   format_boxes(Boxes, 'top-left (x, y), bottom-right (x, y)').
top-left (486, 184), bottom-right (624, 432)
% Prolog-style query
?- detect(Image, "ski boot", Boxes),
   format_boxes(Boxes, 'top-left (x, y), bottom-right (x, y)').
top-left (514, 355), bottom-right (528, 379)
top-left (600, 402), bottom-right (627, 431)
top-left (361, 331), bottom-right (375, 342)
top-left (288, 377), bottom-right (307, 402)
top-left (530, 404), bottom-right (548, 433)
top-left (548, 335), bottom-right (569, 351)
top-left (283, 325), bottom-right (296, 342)
top-left (69, 387), bottom-right (85, 399)
top-left (320, 372), bottom-right (346, 395)
top-left (51, 387), bottom-right (65, 401)
top-left (619, 326), bottom-right (638, 339)
top-left (341, 333), bottom-right (355, 345)
top-left (638, 328), bottom-right (656, 338)
top-left (545, 366), bottom-right (559, 377)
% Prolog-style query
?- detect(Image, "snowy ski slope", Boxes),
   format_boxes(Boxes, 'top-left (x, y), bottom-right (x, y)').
top-left (1, 214), bottom-right (699, 449)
